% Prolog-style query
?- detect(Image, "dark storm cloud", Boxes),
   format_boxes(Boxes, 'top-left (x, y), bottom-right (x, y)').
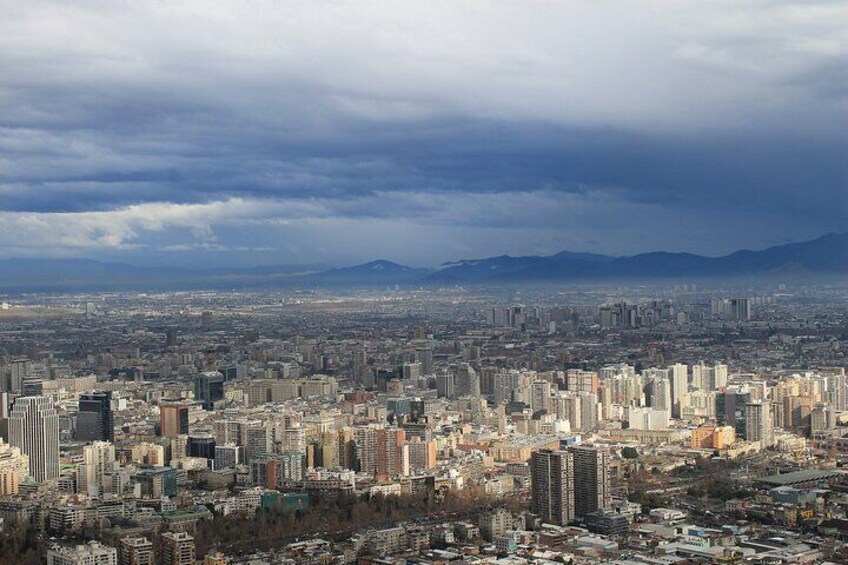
top-left (0, 0), bottom-right (845, 265)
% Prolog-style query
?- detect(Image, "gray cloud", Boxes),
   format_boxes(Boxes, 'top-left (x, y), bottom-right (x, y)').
top-left (0, 0), bottom-right (845, 266)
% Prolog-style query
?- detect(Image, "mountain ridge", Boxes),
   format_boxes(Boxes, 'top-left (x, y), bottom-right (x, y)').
top-left (0, 232), bottom-right (845, 291)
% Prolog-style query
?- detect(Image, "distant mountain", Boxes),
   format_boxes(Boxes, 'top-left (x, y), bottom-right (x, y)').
top-left (309, 260), bottom-right (430, 285)
top-left (0, 233), bottom-right (844, 292)
top-left (425, 232), bottom-right (848, 283)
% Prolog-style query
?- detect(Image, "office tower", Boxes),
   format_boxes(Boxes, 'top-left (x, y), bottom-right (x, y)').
top-left (165, 327), bottom-right (178, 348)
top-left (455, 363), bottom-right (481, 397)
top-left (161, 532), bottom-right (196, 565)
top-left (77, 391), bottom-right (114, 442)
top-left (21, 378), bottom-right (43, 396)
top-left (570, 444), bottom-right (611, 519)
top-left (646, 373), bottom-right (672, 413)
top-left (711, 297), bottom-right (752, 321)
top-left (187, 434), bottom-right (216, 462)
top-left (669, 363), bottom-right (688, 418)
top-left (9, 395), bottom-right (59, 482)
top-left (118, 537), bottom-right (154, 565)
top-left (435, 373), bottom-right (455, 399)
top-left (214, 443), bottom-right (244, 470)
top-left (8, 359), bottom-right (30, 393)
top-left (193, 372), bottom-right (225, 411)
top-left (402, 362), bottom-right (422, 380)
top-left (745, 401), bottom-right (774, 447)
top-left (159, 401), bottom-right (190, 438)
top-left (46, 542), bottom-right (117, 565)
top-left (531, 449), bottom-right (574, 525)
top-left (416, 348), bottom-right (434, 375)
top-left (810, 403), bottom-right (836, 438)
top-left (713, 363), bottom-right (728, 389)
top-left (245, 425), bottom-right (271, 462)
top-left (577, 392), bottom-right (599, 432)
top-left (80, 441), bottom-right (115, 495)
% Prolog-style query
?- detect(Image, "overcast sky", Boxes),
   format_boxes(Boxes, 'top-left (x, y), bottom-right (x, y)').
top-left (0, 0), bottom-right (845, 267)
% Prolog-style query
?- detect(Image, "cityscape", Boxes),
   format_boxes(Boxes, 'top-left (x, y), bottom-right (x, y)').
top-left (0, 282), bottom-right (846, 564)
top-left (1, 1), bottom-right (847, 564)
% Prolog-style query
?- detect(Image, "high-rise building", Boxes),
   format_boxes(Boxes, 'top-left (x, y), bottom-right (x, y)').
top-left (530, 449), bottom-right (574, 525)
top-left (118, 537), bottom-right (154, 565)
top-left (214, 443), bottom-right (244, 470)
top-left (187, 434), bottom-right (216, 462)
top-left (193, 372), bottom-right (225, 411)
top-left (668, 363), bottom-right (688, 418)
top-left (435, 373), bottom-right (455, 399)
top-left (401, 362), bottom-right (422, 380)
top-left (647, 374), bottom-right (672, 413)
top-left (80, 441), bottom-right (115, 495)
top-left (455, 363), bottom-right (480, 398)
top-left (9, 395), bottom-right (59, 482)
top-left (570, 444), bottom-right (611, 519)
top-left (745, 401), bottom-right (774, 447)
top-left (77, 391), bottom-right (114, 442)
top-left (159, 401), bottom-right (190, 438)
top-left (416, 348), bottom-right (434, 375)
top-left (161, 532), bottom-right (195, 565)
top-left (165, 327), bottom-right (178, 348)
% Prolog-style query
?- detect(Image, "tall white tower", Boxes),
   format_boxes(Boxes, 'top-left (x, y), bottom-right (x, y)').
top-left (9, 396), bottom-right (59, 483)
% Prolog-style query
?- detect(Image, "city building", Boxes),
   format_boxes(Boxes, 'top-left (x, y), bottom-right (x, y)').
top-left (194, 372), bottom-right (225, 411)
top-left (531, 449), bottom-right (574, 525)
top-left (570, 444), bottom-right (611, 519)
top-left (159, 401), bottom-right (190, 438)
top-left (161, 531), bottom-right (196, 565)
top-left (47, 542), bottom-right (117, 565)
top-left (9, 395), bottom-right (59, 482)
top-left (77, 391), bottom-right (114, 442)
top-left (118, 537), bottom-right (154, 565)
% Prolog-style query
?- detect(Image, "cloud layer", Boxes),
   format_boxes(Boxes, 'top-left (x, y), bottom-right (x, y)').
top-left (0, 1), bottom-right (845, 266)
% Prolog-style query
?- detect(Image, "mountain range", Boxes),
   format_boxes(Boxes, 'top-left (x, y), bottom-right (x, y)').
top-left (0, 232), bottom-right (845, 292)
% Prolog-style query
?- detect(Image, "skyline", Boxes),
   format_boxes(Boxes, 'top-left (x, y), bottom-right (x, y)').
top-left (1, 1), bottom-right (846, 268)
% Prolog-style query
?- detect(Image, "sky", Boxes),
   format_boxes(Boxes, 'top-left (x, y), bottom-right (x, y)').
top-left (0, 0), bottom-right (846, 268)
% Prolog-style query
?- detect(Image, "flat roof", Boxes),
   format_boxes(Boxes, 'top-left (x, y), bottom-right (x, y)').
top-left (756, 469), bottom-right (847, 486)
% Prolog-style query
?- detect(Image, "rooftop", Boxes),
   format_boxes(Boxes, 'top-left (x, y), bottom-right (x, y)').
top-left (756, 469), bottom-right (847, 486)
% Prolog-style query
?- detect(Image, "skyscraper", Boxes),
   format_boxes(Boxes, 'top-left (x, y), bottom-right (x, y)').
top-left (193, 372), bottom-right (225, 411)
top-left (9, 395), bottom-right (59, 482)
top-left (77, 391), bottom-right (114, 442)
top-left (669, 363), bottom-right (688, 418)
top-left (530, 449), bottom-right (574, 525)
top-left (187, 434), bottom-right (216, 463)
top-left (159, 401), bottom-right (190, 438)
top-left (455, 363), bottom-right (481, 398)
top-left (570, 444), bottom-right (611, 519)
top-left (745, 401), bottom-right (774, 447)
top-left (80, 440), bottom-right (115, 495)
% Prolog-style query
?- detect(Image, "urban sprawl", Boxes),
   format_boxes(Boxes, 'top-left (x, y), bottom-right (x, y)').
top-left (1, 283), bottom-right (847, 564)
